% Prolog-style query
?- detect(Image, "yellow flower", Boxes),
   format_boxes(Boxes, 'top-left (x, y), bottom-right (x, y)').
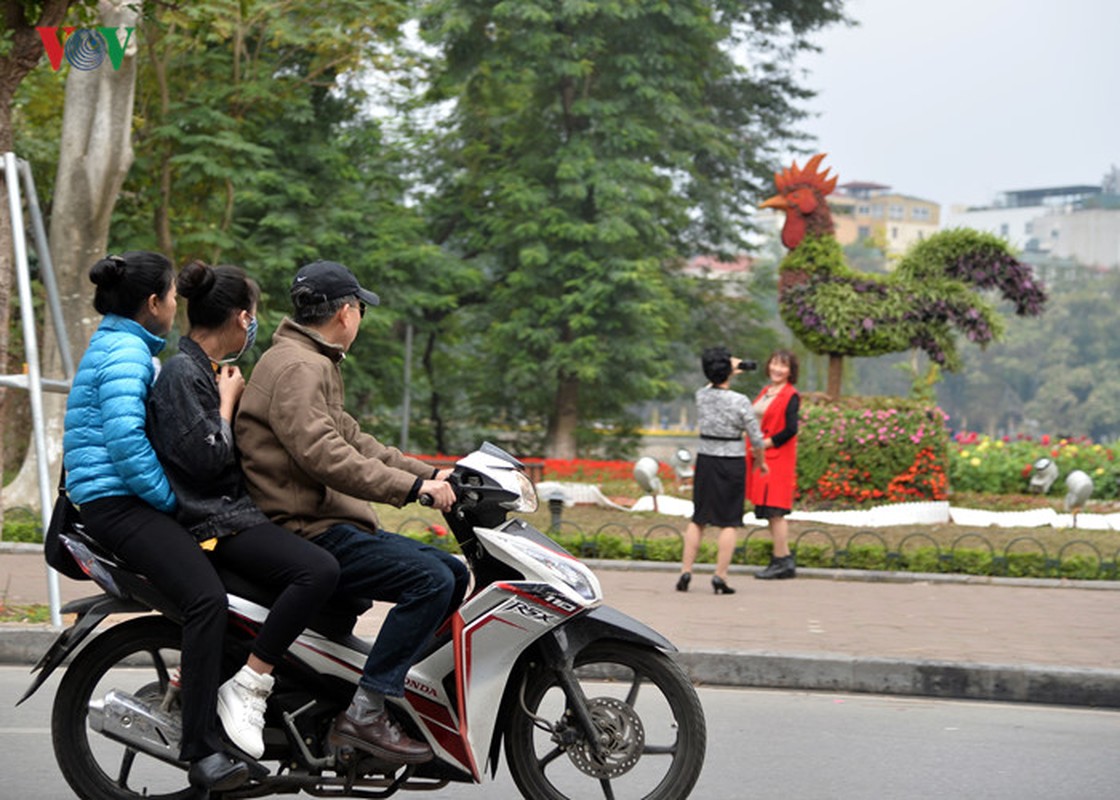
top-left (970, 457), bottom-right (981, 467)
top-left (978, 440), bottom-right (990, 451)
top-left (995, 441), bottom-right (1004, 449)
top-left (960, 449), bottom-right (970, 458)
top-left (1095, 467), bottom-right (1105, 476)
top-left (1093, 444), bottom-right (1103, 452)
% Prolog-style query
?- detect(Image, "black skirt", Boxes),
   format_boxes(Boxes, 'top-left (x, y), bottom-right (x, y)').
top-left (691, 454), bottom-right (746, 528)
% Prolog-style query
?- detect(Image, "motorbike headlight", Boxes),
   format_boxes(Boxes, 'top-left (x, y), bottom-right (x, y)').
top-left (498, 533), bottom-right (599, 602)
top-left (501, 469), bottom-right (539, 513)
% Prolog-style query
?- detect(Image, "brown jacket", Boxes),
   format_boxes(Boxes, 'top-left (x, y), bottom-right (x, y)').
top-left (235, 317), bottom-right (433, 538)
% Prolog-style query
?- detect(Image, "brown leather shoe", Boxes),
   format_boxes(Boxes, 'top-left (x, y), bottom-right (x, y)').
top-left (328, 710), bottom-right (433, 764)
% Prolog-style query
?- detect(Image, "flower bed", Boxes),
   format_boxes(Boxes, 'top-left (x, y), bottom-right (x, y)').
top-left (404, 419), bottom-right (1120, 513)
top-left (949, 433), bottom-right (1120, 500)
top-left (796, 396), bottom-right (950, 507)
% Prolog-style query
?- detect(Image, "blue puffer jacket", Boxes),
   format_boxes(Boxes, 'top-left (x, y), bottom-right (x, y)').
top-left (63, 314), bottom-right (177, 513)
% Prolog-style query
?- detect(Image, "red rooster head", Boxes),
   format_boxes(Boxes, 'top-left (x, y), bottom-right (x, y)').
top-left (760, 153), bottom-right (838, 250)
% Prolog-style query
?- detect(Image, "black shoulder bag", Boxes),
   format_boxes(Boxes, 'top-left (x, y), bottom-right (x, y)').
top-left (44, 465), bottom-right (90, 581)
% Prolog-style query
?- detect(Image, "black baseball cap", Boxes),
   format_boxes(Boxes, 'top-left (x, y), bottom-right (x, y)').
top-left (291, 260), bottom-right (380, 307)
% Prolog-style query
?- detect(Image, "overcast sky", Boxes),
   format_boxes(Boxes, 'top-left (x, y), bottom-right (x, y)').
top-left (793, 0), bottom-right (1119, 209)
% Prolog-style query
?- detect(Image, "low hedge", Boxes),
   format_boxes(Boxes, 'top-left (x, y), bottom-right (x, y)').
top-left (403, 530), bottom-right (1116, 581)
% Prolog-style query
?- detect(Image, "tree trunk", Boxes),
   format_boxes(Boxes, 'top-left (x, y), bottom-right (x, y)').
top-left (545, 375), bottom-right (580, 459)
top-left (827, 353), bottom-right (844, 399)
top-left (0, 0), bottom-right (74, 533)
top-left (3, 0), bottom-right (140, 512)
top-left (421, 330), bottom-right (447, 454)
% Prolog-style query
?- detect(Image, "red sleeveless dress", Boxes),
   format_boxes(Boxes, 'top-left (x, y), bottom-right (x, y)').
top-left (746, 383), bottom-right (798, 511)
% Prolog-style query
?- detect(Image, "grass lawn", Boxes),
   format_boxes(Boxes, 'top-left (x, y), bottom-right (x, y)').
top-left (0, 602), bottom-right (51, 624)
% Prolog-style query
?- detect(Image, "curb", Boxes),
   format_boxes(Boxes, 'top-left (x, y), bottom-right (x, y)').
top-left (0, 625), bottom-right (53, 666)
top-left (4, 626), bottom-right (1119, 710)
top-left (673, 650), bottom-right (1120, 709)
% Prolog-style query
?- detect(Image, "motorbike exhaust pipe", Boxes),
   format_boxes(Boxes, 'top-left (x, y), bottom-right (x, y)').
top-left (88, 690), bottom-right (184, 765)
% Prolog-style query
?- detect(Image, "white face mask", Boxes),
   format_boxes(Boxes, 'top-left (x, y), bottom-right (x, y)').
top-left (218, 315), bottom-right (257, 364)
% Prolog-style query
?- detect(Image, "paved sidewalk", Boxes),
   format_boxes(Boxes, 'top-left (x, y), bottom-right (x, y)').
top-left (3, 547), bottom-right (1119, 708)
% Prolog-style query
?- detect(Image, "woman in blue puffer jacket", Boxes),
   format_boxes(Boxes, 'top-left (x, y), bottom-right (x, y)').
top-left (63, 251), bottom-right (250, 793)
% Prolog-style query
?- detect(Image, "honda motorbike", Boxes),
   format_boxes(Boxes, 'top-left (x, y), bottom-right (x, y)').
top-left (20, 443), bottom-right (706, 799)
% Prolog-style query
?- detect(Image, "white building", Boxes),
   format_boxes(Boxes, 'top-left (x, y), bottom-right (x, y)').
top-left (943, 181), bottom-right (1120, 268)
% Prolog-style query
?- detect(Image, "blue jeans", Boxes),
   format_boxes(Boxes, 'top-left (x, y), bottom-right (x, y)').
top-left (313, 524), bottom-right (470, 696)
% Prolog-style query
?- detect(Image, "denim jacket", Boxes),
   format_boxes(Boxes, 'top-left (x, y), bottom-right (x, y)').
top-left (147, 337), bottom-right (267, 541)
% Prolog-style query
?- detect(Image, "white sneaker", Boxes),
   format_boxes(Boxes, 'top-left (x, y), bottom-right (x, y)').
top-left (217, 665), bottom-right (274, 759)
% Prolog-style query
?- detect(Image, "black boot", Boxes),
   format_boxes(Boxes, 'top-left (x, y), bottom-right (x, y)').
top-left (755, 555), bottom-right (796, 580)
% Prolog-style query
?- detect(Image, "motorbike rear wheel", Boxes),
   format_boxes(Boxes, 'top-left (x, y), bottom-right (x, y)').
top-left (52, 616), bottom-right (198, 800)
top-left (505, 641), bottom-right (706, 800)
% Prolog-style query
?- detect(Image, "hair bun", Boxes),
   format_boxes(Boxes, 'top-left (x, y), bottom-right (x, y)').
top-left (175, 260), bottom-right (216, 300)
top-left (89, 255), bottom-right (127, 287)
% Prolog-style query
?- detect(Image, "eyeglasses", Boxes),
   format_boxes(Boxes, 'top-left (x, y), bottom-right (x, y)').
top-left (351, 302), bottom-right (366, 319)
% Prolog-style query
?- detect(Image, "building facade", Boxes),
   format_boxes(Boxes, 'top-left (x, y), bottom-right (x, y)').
top-left (829, 182), bottom-right (941, 256)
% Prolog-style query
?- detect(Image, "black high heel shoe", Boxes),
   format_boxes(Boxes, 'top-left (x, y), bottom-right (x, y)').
top-left (675, 572), bottom-right (691, 592)
top-left (711, 576), bottom-right (736, 595)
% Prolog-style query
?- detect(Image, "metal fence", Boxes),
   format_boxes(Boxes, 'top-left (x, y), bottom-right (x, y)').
top-left (395, 517), bottom-right (1120, 580)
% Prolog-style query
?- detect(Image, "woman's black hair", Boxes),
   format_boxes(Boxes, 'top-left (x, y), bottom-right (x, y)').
top-left (701, 346), bottom-right (733, 385)
top-left (176, 260), bottom-right (260, 329)
top-left (89, 251), bottom-right (174, 319)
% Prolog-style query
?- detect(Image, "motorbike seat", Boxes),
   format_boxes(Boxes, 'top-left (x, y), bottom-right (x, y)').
top-left (64, 529), bottom-right (370, 642)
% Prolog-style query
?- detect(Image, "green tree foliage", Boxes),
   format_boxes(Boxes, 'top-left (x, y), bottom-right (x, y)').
top-left (418, 0), bottom-right (846, 457)
top-left (95, 1), bottom-right (449, 443)
top-left (935, 263), bottom-right (1120, 440)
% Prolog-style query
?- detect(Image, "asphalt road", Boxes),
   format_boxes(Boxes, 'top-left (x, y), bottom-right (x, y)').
top-left (3, 667), bottom-right (1118, 799)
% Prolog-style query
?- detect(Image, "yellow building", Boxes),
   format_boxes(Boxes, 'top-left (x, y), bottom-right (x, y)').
top-left (829, 182), bottom-right (940, 257)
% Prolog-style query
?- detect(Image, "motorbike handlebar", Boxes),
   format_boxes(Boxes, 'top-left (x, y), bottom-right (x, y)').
top-left (419, 493), bottom-right (434, 507)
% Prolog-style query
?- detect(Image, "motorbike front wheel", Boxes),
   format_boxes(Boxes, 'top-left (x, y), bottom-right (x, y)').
top-left (52, 616), bottom-right (198, 800)
top-left (505, 641), bottom-right (706, 800)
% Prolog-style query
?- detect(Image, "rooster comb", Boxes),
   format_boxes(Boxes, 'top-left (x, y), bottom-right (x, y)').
top-left (774, 153), bottom-right (838, 197)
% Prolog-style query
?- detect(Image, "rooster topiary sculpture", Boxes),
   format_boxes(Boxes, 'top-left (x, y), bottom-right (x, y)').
top-left (761, 154), bottom-right (1047, 396)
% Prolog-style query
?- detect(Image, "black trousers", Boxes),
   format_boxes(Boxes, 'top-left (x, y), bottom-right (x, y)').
top-left (79, 497), bottom-right (339, 761)
top-left (210, 522), bottom-right (339, 664)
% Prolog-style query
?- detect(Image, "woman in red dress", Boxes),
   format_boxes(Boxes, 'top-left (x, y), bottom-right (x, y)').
top-left (746, 350), bottom-right (801, 579)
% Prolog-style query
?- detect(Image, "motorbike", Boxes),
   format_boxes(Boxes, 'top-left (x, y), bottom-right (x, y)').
top-left (20, 442), bottom-right (706, 799)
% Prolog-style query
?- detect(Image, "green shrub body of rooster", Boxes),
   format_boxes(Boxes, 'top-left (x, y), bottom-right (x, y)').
top-left (761, 154), bottom-right (1047, 396)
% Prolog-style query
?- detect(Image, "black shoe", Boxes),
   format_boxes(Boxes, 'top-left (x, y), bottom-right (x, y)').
top-left (329, 710), bottom-right (433, 764)
top-left (676, 572), bottom-right (691, 592)
top-left (711, 575), bottom-right (736, 595)
top-left (755, 555), bottom-right (796, 580)
top-left (187, 751), bottom-right (250, 792)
